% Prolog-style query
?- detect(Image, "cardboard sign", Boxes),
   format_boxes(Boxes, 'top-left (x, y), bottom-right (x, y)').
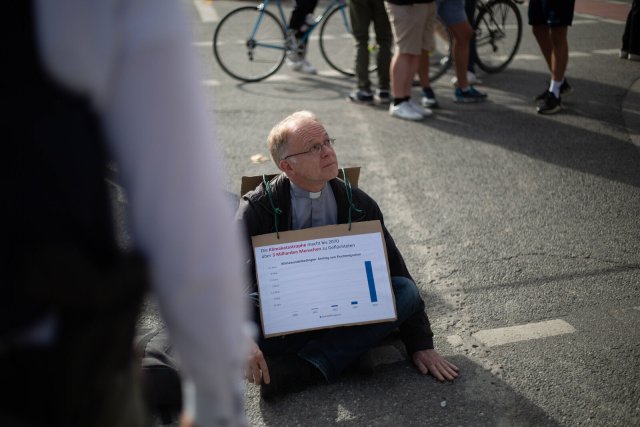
top-left (252, 220), bottom-right (397, 337)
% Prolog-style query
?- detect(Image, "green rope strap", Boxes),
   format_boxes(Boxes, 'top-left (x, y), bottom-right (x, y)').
top-left (342, 168), bottom-right (363, 231)
top-left (263, 174), bottom-right (282, 239)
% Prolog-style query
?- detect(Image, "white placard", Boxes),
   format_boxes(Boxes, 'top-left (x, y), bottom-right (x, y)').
top-left (253, 222), bottom-right (396, 337)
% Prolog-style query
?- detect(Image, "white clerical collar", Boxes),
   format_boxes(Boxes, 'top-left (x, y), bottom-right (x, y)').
top-left (290, 181), bottom-right (325, 199)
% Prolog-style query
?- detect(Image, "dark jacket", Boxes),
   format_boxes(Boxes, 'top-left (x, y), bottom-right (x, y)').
top-left (236, 173), bottom-right (434, 354)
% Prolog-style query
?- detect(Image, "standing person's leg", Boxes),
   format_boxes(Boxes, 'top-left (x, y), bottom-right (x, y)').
top-left (439, 0), bottom-right (486, 102)
top-left (372, 0), bottom-right (393, 98)
top-left (534, 0), bottom-right (574, 113)
top-left (548, 26), bottom-right (569, 82)
top-left (531, 25), bottom-right (552, 68)
top-left (417, 2), bottom-right (439, 108)
top-left (627, 0), bottom-right (640, 60)
top-left (448, 21), bottom-right (473, 88)
top-left (386, 2), bottom-right (429, 119)
top-left (349, 0), bottom-right (375, 102)
top-left (288, 0), bottom-right (319, 73)
top-left (464, 0), bottom-right (479, 76)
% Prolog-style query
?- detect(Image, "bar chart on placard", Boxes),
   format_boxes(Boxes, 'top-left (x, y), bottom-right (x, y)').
top-left (254, 231), bottom-right (397, 336)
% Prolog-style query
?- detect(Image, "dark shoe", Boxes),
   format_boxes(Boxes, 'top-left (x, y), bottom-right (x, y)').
top-left (535, 79), bottom-right (572, 102)
top-left (421, 87), bottom-right (439, 108)
top-left (560, 79), bottom-right (572, 97)
top-left (348, 89), bottom-right (374, 104)
top-left (537, 92), bottom-right (562, 114)
top-left (453, 86), bottom-right (487, 103)
top-left (376, 89), bottom-right (391, 105)
top-left (260, 354), bottom-right (324, 400)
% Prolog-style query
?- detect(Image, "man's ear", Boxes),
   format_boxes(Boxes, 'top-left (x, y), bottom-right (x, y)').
top-left (279, 159), bottom-right (293, 174)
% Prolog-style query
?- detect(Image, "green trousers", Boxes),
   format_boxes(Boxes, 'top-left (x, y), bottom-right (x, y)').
top-left (348, 0), bottom-right (393, 91)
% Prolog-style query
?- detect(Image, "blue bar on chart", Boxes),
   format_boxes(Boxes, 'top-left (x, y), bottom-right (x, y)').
top-left (364, 261), bottom-right (377, 302)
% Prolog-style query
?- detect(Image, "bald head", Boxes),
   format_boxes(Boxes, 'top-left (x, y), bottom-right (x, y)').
top-left (267, 110), bottom-right (321, 167)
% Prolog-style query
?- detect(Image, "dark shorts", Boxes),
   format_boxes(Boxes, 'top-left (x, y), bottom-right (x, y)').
top-left (528, 0), bottom-right (575, 27)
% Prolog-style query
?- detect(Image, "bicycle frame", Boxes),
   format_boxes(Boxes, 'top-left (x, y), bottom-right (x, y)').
top-left (249, 0), bottom-right (349, 51)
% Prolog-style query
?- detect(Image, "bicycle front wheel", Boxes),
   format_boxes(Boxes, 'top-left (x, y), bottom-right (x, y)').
top-left (319, 5), bottom-right (377, 76)
top-left (475, 0), bottom-right (522, 74)
top-left (213, 7), bottom-right (286, 82)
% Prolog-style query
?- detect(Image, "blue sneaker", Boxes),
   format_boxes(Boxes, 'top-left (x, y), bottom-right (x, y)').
top-left (454, 86), bottom-right (487, 103)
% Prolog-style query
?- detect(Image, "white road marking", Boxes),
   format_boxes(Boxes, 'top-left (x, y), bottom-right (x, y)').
top-left (202, 79), bottom-right (221, 86)
top-left (572, 18), bottom-right (599, 25)
top-left (193, 41), bottom-right (213, 47)
top-left (634, 306), bottom-right (640, 311)
top-left (194, 0), bottom-right (219, 22)
top-left (593, 48), bottom-right (622, 55)
top-left (569, 51), bottom-right (591, 58)
top-left (514, 54), bottom-right (543, 61)
top-left (471, 319), bottom-right (576, 347)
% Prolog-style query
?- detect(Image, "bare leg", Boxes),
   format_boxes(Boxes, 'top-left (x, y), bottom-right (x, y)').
top-left (391, 52), bottom-right (421, 98)
top-left (532, 24), bottom-right (552, 70)
top-left (549, 26), bottom-right (569, 81)
top-left (448, 20), bottom-right (474, 88)
top-left (417, 50), bottom-right (431, 88)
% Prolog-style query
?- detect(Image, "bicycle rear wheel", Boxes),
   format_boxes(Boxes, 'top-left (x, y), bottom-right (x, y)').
top-left (475, 0), bottom-right (522, 74)
top-left (428, 17), bottom-right (452, 82)
top-left (319, 5), bottom-right (377, 76)
top-left (213, 7), bottom-right (286, 82)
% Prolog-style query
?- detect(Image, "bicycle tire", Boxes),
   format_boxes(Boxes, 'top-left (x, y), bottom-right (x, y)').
top-left (319, 5), bottom-right (377, 77)
top-left (474, 0), bottom-right (522, 74)
top-left (213, 7), bottom-right (286, 82)
top-left (428, 17), bottom-right (453, 82)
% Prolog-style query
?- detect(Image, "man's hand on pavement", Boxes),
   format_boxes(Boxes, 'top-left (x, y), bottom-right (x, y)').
top-left (412, 349), bottom-right (459, 381)
top-left (245, 339), bottom-right (270, 385)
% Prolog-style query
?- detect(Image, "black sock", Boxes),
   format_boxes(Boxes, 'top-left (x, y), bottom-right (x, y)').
top-left (393, 97), bottom-right (409, 106)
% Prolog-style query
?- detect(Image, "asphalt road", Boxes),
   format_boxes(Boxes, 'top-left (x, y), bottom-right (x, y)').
top-left (132, 1), bottom-right (640, 425)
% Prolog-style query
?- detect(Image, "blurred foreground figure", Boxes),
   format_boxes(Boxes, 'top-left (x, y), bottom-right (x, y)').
top-left (3, 1), bottom-right (248, 426)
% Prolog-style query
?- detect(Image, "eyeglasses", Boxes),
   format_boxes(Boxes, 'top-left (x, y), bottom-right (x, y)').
top-left (282, 138), bottom-right (335, 160)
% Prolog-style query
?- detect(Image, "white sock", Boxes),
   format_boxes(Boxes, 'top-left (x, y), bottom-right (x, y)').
top-left (549, 79), bottom-right (563, 97)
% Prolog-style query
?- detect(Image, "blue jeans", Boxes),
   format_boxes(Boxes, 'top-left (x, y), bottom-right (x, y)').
top-left (257, 276), bottom-right (423, 381)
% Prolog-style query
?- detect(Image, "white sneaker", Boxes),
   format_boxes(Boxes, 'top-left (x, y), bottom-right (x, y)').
top-left (389, 101), bottom-right (423, 121)
top-left (451, 71), bottom-right (482, 86)
top-left (286, 57), bottom-right (302, 71)
top-left (296, 59), bottom-right (317, 74)
top-left (408, 101), bottom-right (433, 117)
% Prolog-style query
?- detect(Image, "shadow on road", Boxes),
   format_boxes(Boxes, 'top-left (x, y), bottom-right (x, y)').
top-left (252, 354), bottom-right (558, 426)
top-left (418, 68), bottom-right (640, 189)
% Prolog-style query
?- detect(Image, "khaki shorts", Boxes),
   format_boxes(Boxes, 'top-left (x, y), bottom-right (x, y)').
top-left (385, 2), bottom-right (436, 55)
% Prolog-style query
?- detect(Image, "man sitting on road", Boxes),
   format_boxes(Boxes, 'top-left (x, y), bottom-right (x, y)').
top-left (236, 111), bottom-right (459, 399)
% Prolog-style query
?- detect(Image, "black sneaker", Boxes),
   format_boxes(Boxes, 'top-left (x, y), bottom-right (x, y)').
top-left (376, 89), bottom-right (391, 105)
top-left (535, 79), bottom-right (572, 102)
top-left (536, 91), bottom-right (562, 114)
top-left (421, 87), bottom-right (439, 108)
top-left (348, 89), bottom-right (374, 104)
top-left (260, 354), bottom-right (324, 400)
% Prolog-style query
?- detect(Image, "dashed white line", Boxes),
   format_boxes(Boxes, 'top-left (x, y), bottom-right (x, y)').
top-left (470, 319), bottom-right (576, 347)
top-left (593, 48), bottom-right (623, 55)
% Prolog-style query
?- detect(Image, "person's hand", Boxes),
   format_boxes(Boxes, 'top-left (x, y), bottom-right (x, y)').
top-left (412, 349), bottom-right (459, 382)
top-left (245, 339), bottom-right (270, 385)
top-left (180, 414), bottom-right (196, 427)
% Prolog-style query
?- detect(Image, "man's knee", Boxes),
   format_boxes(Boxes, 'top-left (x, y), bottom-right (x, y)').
top-left (391, 276), bottom-right (422, 318)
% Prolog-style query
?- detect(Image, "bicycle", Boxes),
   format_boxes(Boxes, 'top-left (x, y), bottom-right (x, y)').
top-left (213, 0), bottom-right (378, 82)
top-left (428, 0), bottom-right (523, 82)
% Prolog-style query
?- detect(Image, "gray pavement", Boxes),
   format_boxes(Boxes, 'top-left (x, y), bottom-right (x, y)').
top-left (128, 1), bottom-right (640, 425)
